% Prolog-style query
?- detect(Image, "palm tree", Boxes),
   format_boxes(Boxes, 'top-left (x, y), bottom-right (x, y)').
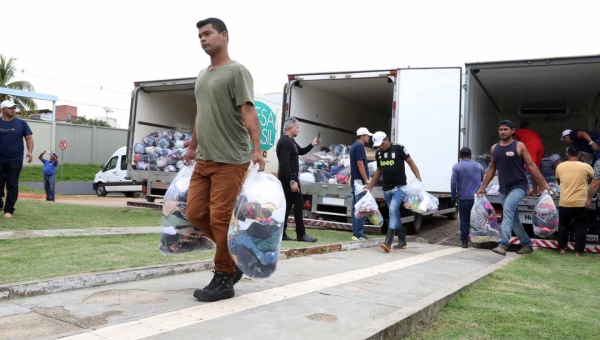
top-left (0, 54), bottom-right (37, 113)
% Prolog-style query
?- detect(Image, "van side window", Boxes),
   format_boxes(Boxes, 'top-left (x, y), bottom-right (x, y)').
top-left (107, 156), bottom-right (118, 171)
top-left (121, 155), bottom-right (127, 171)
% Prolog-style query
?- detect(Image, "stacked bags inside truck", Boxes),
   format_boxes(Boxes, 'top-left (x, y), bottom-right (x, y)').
top-left (299, 143), bottom-right (383, 186)
top-left (228, 165), bottom-right (286, 279)
top-left (132, 130), bottom-right (192, 173)
top-left (159, 163), bottom-right (215, 254)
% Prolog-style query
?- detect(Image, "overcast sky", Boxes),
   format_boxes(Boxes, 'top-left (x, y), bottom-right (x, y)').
top-left (2, 0), bottom-right (598, 128)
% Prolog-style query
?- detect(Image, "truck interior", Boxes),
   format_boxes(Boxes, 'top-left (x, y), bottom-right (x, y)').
top-left (287, 74), bottom-right (394, 149)
top-left (465, 59), bottom-right (600, 157)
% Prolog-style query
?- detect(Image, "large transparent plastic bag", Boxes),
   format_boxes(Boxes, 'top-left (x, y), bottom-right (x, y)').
top-left (159, 163), bottom-right (214, 255)
top-left (533, 192), bottom-right (559, 238)
top-left (353, 181), bottom-right (384, 227)
top-left (402, 179), bottom-right (439, 215)
top-left (228, 165), bottom-right (286, 279)
top-left (469, 195), bottom-right (500, 243)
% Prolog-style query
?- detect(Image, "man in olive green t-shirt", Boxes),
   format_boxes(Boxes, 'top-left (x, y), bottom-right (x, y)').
top-left (183, 17), bottom-right (264, 303)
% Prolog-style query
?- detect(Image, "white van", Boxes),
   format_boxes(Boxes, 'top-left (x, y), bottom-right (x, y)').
top-left (93, 146), bottom-right (142, 197)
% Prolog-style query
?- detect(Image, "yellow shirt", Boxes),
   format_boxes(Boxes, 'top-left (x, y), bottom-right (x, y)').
top-left (555, 161), bottom-right (594, 207)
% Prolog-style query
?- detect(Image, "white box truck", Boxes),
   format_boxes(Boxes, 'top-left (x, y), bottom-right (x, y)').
top-left (125, 77), bottom-right (282, 202)
top-left (284, 55), bottom-right (600, 242)
top-left (283, 68), bottom-right (463, 234)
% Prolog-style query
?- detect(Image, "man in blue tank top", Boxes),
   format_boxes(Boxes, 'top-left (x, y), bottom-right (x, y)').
top-left (477, 120), bottom-right (551, 256)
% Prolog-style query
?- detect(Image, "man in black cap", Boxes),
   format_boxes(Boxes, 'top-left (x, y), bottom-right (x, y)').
top-left (451, 147), bottom-right (483, 248)
top-left (477, 120), bottom-right (550, 256)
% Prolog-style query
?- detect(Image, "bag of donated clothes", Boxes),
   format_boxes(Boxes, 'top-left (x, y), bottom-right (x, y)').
top-left (469, 195), bottom-right (500, 243)
top-left (228, 165), bottom-right (286, 279)
top-left (402, 179), bottom-right (439, 215)
top-left (159, 163), bottom-right (214, 254)
top-left (532, 192), bottom-right (559, 238)
top-left (353, 180), bottom-right (384, 227)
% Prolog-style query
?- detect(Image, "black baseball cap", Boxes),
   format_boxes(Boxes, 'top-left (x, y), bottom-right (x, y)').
top-left (459, 147), bottom-right (472, 156)
top-left (499, 120), bottom-right (515, 129)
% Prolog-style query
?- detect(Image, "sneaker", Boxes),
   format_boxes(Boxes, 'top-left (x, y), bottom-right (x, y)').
top-left (193, 271), bottom-right (235, 302)
top-left (282, 233), bottom-right (294, 241)
top-left (516, 245), bottom-right (534, 255)
top-left (358, 236), bottom-right (368, 241)
top-left (492, 246), bottom-right (507, 256)
top-left (297, 234), bottom-right (317, 243)
top-left (351, 236), bottom-right (359, 241)
top-left (461, 242), bottom-right (468, 249)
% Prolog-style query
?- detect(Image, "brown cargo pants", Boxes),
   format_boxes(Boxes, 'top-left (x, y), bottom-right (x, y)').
top-left (186, 160), bottom-right (250, 276)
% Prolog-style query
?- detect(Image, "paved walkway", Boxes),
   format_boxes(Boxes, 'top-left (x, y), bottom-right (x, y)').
top-left (0, 227), bottom-right (161, 240)
top-left (0, 242), bottom-right (517, 340)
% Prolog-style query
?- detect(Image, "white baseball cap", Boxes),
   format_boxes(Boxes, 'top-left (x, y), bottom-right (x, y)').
top-left (372, 131), bottom-right (387, 147)
top-left (0, 100), bottom-right (16, 109)
top-left (356, 127), bottom-right (373, 136)
top-left (561, 129), bottom-right (572, 141)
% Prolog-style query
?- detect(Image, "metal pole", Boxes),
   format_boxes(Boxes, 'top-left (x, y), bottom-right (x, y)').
top-left (61, 150), bottom-right (64, 181)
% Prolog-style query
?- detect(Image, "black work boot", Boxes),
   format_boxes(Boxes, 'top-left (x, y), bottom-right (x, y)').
top-left (193, 271), bottom-right (235, 302)
top-left (393, 228), bottom-right (407, 250)
top-left (379, 228), bottom-right (396, 253)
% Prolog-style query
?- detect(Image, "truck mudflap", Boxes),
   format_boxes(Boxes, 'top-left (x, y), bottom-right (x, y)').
top-left (508, 237), bottom-right (600, 253)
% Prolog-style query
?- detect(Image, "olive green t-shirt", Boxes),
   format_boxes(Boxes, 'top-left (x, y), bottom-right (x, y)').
top-left (194, 61), bottom-right (254, 164)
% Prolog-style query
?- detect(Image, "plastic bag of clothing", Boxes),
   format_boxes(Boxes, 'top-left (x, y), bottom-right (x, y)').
top-left (184, 140), bottom-right (191, 148)
top-left (174, 131), bottom-right (185, 141)
top-left (158, 137), bottom-right (175, 149)
top-left (142, 136), bottom-right (156, 147)
top-left (469, 195), bottom-right (500, 243)
top-left (134, 143), bottom-right (146, 154)
top-left (353, 181), bottom-right (384, 227)
top-left (228, 165), bottom-right (286, 279)
top-left (329, 144), bottom-right (349, 157)
top-left (136, 162), bottom-right (149, 170)
top-left (164, 165), bottom-right (177, 172)
top-left (299, 172), bottom-right (316, 182)
top-left (159, 163), bottom-right (214, 255)
top-left (533, 192), bottom-right (559, 238)
top-left (301, 154), bottom-right (319, 166)
top-left (157, 156), bottom-right (168, 169)
top-left (402, 180), bottom-right (439, 215)
top-left (313, 161), bottom-right (330, 171)
top-left (145, 146), bottom-right (156, 155)
top-left (174, 140), bottom-right (185, 149)
top-left (160, 130), bottom-right (176, 140)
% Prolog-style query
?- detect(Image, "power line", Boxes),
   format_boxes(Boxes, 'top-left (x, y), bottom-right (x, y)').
top-left (57, 99), bottom-right (129, 112)
top-left (21, 70), bottom-right (131, 95)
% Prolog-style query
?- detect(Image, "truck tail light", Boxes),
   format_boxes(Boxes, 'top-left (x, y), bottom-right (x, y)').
top-left (495, 209), bottom-right (503, 223)
top-left (142, 184), bottom-right (147, 194)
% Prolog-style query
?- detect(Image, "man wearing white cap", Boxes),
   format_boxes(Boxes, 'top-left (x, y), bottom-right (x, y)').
top-left (0, 100), bottom-right (34, 218)
top-left (349, 127), bottom-right (373, 240)
top-left (366, 131), bottom-right (422, 252)
top-left (561, 129), bottom-right (600, 164)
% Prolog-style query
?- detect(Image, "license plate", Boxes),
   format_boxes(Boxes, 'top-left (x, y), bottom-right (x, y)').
top-left (322, 197), bottom-right (345, 206)
top-left (152, 182), bottom-right (170, 190)
top-left (518, 212), bottom-right (533, 224)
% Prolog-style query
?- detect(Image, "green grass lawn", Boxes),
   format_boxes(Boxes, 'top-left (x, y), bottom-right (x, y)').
top-left (20, 163), bottom-right (102, 182)
top-left (0, 229), bottom-right (365, 284)
top-left (407, 249), bottom-right (600, 340)
top-left (1, 200), bottom-right (162, 230)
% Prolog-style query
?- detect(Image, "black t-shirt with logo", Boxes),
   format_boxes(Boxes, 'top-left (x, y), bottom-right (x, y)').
top-left (375, 144), bottom-right (410, 191)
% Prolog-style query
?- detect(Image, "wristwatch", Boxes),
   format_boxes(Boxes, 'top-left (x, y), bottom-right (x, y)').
top-left (290, 180), bottom-right (296, 186)
top-left (590, 141), bottom-right (595, 145)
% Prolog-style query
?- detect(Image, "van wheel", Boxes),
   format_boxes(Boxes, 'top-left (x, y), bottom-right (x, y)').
top-left (96, 184), bottom-right (107, 197)
top-left (124, 192), bottom-right (134, 198)
top-left (445, 207), bottom-right (458, 220)
top-left (146, 197), bottom-right (156, 203)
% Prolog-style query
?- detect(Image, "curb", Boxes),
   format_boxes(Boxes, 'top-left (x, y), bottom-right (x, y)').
top-left (348, 255), bottom-right (518, 340)
top-left (0, 238), bottom-right (384, 301)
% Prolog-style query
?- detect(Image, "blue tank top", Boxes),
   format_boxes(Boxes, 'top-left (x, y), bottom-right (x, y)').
top-left (492, 140), bottom-right (528, 194)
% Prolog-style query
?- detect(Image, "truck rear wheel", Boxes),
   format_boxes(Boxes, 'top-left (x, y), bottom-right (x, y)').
top-left (445, 207), bottom-right (458, 220)
top-left (408, 214), bottom-right (423, 235)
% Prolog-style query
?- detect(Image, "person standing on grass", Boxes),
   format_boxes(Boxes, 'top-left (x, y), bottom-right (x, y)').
top-left (350, 127), bottom-right (374, 241)
top-left (0, 100), bottom-right (34, 218)
top-left (182, 17), bottom-right (264, 303)
top-left (555, 146), bottom-right (593, 257)
top-left (276, 117), bottom-right (319, 243)
top-left (477, 120), bottom-right (550, 256)
top-left (39, 151), bottom-right (58, 202)
top-left (451, 147), bottom-right (483, 249)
